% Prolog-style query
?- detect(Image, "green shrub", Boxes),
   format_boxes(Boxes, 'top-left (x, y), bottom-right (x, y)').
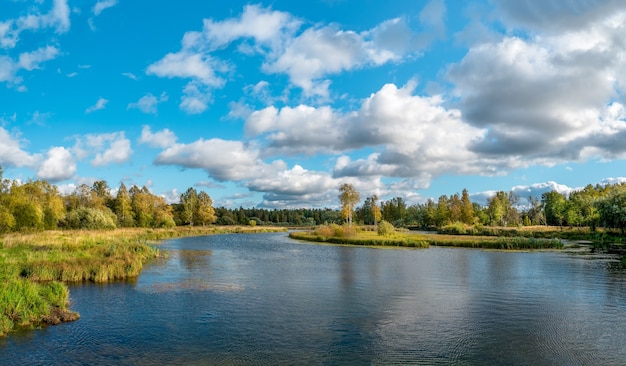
top-left (63, 208), bottom-right (117, 230)
top-left (377, 220), bottom-right (395, 236)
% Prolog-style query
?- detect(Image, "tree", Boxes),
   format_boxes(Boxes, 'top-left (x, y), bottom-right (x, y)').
top-left (338, 183), bottom-right (360, 226)
top-left (180, 188), bottom-right (198, 226)
top-left (542, 191), bottom-right (567, 227)
top-left (114, 183), bottom-right (134, 227)
top-left (370, 194), bottom-right (382, 228)
top-left (195, 191), bottom-right (216, 226)
top-left (435, 195), bottom-right (450, 227)
top-left (460, 189), bottom-right (475, 224)
top-left (130, 185), bottom-right (154, 227)
top-left (596, 188), bottom-right (626, 234)
top-left (449, 194), bottom-right (462, 223)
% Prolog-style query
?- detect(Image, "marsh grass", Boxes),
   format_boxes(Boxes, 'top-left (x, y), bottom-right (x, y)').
top-left (290, 230), bottom-right (429, 248)
top-left (291, 227), bottom-right (563, 250)
top-left (424, 233), bottom-right (563, 250)
top-left (0, 226), bottom-right (286, 336)
top-left (439, 224), bottom-right (624, 244)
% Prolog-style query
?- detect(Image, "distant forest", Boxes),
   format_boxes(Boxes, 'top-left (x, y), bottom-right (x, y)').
top-left (1, 166), bottom-right (625, 233)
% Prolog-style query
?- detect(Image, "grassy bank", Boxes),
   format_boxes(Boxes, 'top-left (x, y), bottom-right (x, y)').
top-left (290, 226), bottom-right (563, 250)
top-left (438, 223), bottom-right (624, 243)
top-left (289, 230), bottom-right (429, 248)
top-left (423, 233), bottom-right (563, 250)
top-left (0, 226), bottom-right (286, 336)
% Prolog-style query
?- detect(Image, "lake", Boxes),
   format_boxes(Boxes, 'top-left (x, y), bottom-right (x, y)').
top-left (1, 232), bottom-right (625, 365)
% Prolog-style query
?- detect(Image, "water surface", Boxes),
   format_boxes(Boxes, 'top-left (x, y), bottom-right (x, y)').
top-left (1, 232), bottom-right (625, 365)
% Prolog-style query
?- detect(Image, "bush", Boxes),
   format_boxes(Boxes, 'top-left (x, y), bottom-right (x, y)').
top-left (314, 224), bottom-right (356, 238)
top-left (377, 220), bottom-right (395, 237)
top-left (439, 222), bottom-right (479, 235)
top-left (217, 216), bottom-right (236, 225)
top-left (63, 208), bottom-right (117, 230)
top-left (248, 220), bottom-right (257, 227)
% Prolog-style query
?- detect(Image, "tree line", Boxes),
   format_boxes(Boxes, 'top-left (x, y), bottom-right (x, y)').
top-left (351, 183), bottom-right (626, 233)
top-left (1, 165), bottom-right (625, 232)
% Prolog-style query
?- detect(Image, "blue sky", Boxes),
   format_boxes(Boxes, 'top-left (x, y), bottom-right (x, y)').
top-left (2, 0), bottom-right (626, 209)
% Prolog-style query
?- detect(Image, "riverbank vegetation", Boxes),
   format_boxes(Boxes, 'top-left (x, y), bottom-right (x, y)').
top-left (0, 226), bottom-right (285, 336)
top-left (290, 224), bottom-right (562, 250)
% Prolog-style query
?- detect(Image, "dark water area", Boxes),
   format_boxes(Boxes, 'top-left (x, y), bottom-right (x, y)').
top-left (1, 232), bottom-right (625, 365)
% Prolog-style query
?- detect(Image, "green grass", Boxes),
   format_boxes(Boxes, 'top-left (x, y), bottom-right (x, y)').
top-left (290, 230), bottom-right (429, 248)
top-left (290, 226), bottom-right (564, 250)
top-left (0, 226), bottom-right (287, 336)
top-left (439, 224), bottom-right (624, 243)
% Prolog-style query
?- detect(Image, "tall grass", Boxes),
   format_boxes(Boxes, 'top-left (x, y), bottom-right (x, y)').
top-left (290, 228), bottom-right (429, 248)
top-left (291, 226), bottom-right (564, 250)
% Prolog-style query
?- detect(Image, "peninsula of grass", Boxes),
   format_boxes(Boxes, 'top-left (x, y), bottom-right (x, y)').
top-left (290, 229), bottom-right (430, 248)
top-left (290, 224), bottom-right (563, 250)
top-left (0, 226), bottom-right (286, 337)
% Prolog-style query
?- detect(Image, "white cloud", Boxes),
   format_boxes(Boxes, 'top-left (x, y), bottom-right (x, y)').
top-left (0, 127), bottom-right (40, 168)
top-left (91, 133), bottom-right (132, 166)
top-left (0, 45), bottom-right (60, 86)
top-left (122, 72), bottom-right (137, 80)
top-left (154, 138), bottom-right (285, 182)
top-left (85, 97), bottom-right (108, 113)
top-left (18, 45), bottom-right (60, 70)
top-left (246, 82), bottom-right (484, 178)
top-left (1, 0), bottom-right (70, 48)
top-left (245, 104), bottom-right (344, 155)
top-left (447, 9), bottom-right (626, 167)
top-left (146, 51), bottom-right (225, 87)
top-left (36, 146), bottom-right (75, 181)
top-left (93, 0), bottom-right (118, 16)
top-left (73, 132), bottom-right (132, 166)
top-left (179, 82), bottom-right (212, 114)
top-left (138, 126), bottom-right (177, 148)
top-left (127, 92), bottom-right (168, 114)
top-left (147, 3), bottom-right (432, 107)
top-left (200, 4), bottom-right (300, 49)
top-left (0, 55), bottom-right (19, 83)
top-left (247, 164), bottom-right (335, 196)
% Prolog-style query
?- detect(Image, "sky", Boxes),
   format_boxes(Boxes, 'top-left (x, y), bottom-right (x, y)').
top-left (2, 0), bottom-right (626, 209)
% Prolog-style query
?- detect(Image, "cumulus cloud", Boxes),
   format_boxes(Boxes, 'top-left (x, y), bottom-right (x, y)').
top-left (73, 132), bottom-right (132, 166)
top-left (127, 92), bottom-right (168, 114)
top-left (0, 127), bottom-right (40, 168)
top-left (447, 9), bottom-right (626, 168)
top-left (147, 3), bottom-right (434, 107)
top-left (247, 164), bottom-right (335, 196)
top-left (179, 82), bottom-right (212, 114)
top-left (263, 16), bottom-right (428, 97)
top-left (245, 104), bottom-right (344, 155)
top-left (36, 146), bottom-right (76, 181)
top-left (245, 82), bottom-right (484, 178)
top-left (200, 4), bottom-right (300, 49)
top-left (147, 52), bottom-right (225, 87)
top-left (491, 0), bottom-right (625, 33)
top-left (154, 138), bottom-right (285, 181)
top-left (138, 126), bottom-right (177, 148)
top-left (90, 133), bottom-right (132, 166)
top-left (85, 97), bottom-right (108, 113)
